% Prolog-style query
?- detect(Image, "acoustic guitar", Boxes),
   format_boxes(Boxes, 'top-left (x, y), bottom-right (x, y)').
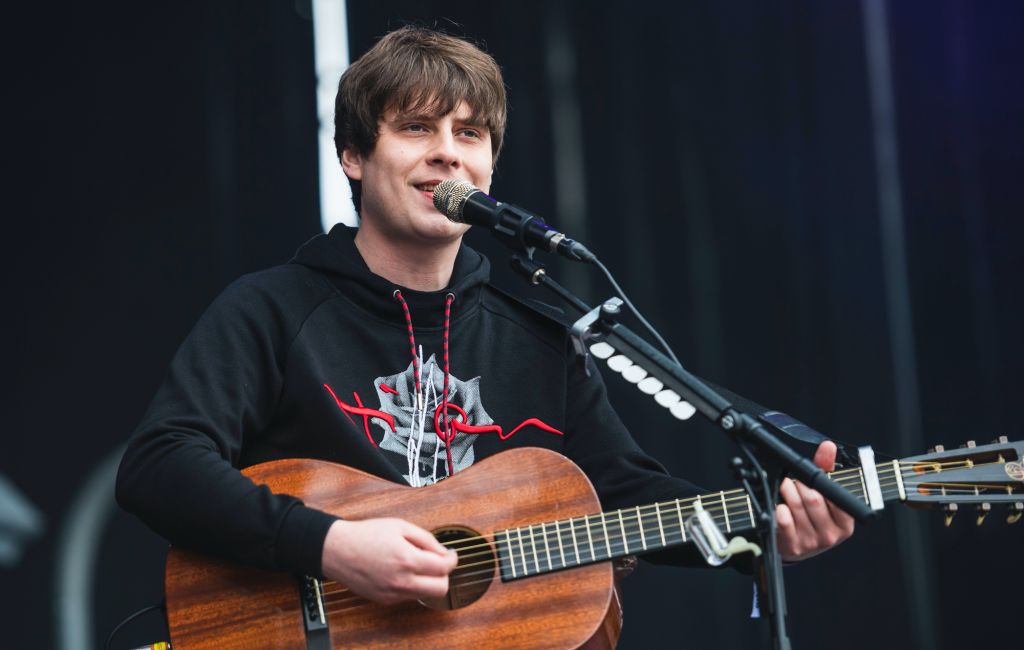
top-left (164, 439), bottom-right (1024, 649)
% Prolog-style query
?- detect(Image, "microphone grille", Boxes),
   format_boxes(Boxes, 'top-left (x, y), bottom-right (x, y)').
top-left (433, 179), bottom-right (477, 222)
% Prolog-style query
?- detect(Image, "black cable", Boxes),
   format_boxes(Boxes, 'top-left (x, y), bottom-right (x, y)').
top-left (592, 255), bottom-right (682, 368)
top-left (105, 602), bottom-right (165, 650)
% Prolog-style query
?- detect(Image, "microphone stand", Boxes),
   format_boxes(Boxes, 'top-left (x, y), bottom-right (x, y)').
top-left (508, 255), bottom-right (876, 650)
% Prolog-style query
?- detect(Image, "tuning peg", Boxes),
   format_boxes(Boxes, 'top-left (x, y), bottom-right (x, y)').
top-left (976, 502), bottom-right (991, 526)
top-left (1008, 503), bottom-right (1023, 525)
top-left (993, 435), bottom-right (1009, 444)
top-left (943, 503), bottom-right (958, 527)
top-left (960, 440), bottom-right (976, 448)
top-left (928, 444), bottom-right (945, 454)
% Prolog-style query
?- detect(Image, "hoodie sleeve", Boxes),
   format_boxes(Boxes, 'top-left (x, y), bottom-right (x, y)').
top-left (116, 273), bottom-right (337, 576)
top-left (562, 352), bottom-right (735, 568)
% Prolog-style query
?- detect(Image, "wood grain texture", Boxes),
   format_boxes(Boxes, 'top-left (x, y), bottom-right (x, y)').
top-left (165, 447), bottom-right (621, 649)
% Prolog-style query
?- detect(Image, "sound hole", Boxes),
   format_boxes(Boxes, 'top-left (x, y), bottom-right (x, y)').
top-left (420, 526), bottom-right (495, 610)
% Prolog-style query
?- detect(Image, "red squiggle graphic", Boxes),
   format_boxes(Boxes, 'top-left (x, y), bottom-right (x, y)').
top-left (324, 383), bottom-right (395, 447)
top-left (433, 403), bottom-right (563, 442)
top-left (379, 383), bottom-right (399, 395)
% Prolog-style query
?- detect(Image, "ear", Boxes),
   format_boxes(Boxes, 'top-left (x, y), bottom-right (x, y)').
top-left (341, 147), bottom-right (363, 181)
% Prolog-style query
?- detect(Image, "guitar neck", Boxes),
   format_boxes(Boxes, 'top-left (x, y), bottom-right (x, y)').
top-left (495, 461), bottom-right (906, 580)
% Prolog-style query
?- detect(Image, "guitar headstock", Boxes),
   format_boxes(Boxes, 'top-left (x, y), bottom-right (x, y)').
top-left (899, 436), bottom-right (1024, 526)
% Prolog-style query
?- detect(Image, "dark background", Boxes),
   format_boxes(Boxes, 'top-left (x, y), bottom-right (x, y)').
top-left (3, 1), bottom-right (1021, 648)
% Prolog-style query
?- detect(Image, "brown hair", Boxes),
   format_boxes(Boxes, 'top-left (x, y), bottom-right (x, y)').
top-left (334, 26), bottom-right (508, 212)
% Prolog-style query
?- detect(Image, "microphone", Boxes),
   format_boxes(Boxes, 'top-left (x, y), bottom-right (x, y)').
top-left (433, 180), bottom-right (595, 263)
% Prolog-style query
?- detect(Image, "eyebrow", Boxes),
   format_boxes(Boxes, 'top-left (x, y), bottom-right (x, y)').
top-left (390, 111), bottom-right (486, 128)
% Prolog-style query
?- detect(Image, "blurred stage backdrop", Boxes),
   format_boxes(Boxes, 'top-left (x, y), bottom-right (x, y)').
top-left (3, 1), bottom-right (1022, 648)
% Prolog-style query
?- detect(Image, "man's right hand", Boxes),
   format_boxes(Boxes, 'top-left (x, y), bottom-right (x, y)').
top-left (320, 518), bottom-right (458, 605)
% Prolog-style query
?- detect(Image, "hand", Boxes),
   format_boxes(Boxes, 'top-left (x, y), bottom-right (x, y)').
top-left (776, 441), bottom-right (855, 561)
top-left (321, 518), bottom-right (458, 605)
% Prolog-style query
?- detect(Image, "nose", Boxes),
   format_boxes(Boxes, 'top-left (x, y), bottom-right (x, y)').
top-left (427, 132), bottom-right (460, 169)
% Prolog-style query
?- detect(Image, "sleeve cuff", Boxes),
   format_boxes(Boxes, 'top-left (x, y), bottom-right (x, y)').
top-left (275, 504), bottom-right (340, 576)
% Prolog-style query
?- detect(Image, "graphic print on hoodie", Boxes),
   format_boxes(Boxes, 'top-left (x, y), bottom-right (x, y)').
top-left (326, 353), bottom-right (564, 487)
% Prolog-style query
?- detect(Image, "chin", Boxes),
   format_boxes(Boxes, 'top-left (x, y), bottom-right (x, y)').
top-left (414, 217), bottom-right (468, 242)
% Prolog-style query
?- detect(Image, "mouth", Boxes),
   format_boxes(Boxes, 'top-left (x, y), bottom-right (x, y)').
top-left (414, 182), bottom-right (440, 197)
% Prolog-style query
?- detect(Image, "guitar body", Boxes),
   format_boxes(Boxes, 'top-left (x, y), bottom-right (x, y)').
top-left (165, 448), bottom-right (622, 649)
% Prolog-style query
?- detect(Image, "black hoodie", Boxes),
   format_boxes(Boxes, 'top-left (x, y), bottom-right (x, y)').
top-left (116, 225), bottom-right (703, 576)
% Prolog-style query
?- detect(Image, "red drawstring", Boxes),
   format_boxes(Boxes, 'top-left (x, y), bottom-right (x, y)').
top-left (392, 290), bottom-right (422, 409)
top-left (393, 290), bottom-right (457, 477)
top-left (441, 292), bottom-right (455, 476)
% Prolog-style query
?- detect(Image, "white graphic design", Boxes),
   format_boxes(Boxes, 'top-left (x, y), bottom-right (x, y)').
top-left (374, 354), bottom-right (494, 486)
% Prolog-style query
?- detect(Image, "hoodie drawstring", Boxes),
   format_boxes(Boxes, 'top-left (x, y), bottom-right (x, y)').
top-left (393, 290), bottom-right (456, 478)
top-left (440, 292), bottom-right (455, 476)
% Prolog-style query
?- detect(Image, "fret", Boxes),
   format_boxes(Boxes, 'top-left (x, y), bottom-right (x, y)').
top-left (617, 510), bottom-right (630, 554)
top-left (720, 491), bottom-right (731, 533)
top-left (570, 517), bottom-right (581, 565)
top-left (540, 522), bottom-right (552, 571)
top-left (515, 527), bottom-right (527, 577)
top-left (585, 514), bottom-right (596, 563)
top-left (527, 525), bottom-right (540, 574)
top-left (746, 495), bottom-right (755, 527)
top-left (501, 531), bottom-right (517, 579)
top-left (599, 512), bottom-right (612, 558)
top-left (676, 499), bottom-right (687, 542)
top-left (554, 520), bottom-right (565, 568)
top-left (655, 503), bottom-right (666, 547)
top-left (636, 506), bottom-right (648, 550)
top-left (858, 469), bottom-right (868, 504)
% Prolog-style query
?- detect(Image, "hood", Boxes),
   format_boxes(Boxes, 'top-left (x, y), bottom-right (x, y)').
top-left (289, 224), bottom-right (491, 328)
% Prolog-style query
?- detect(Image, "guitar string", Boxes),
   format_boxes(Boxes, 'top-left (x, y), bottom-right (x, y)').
top-left (320, 471), bottom-right (898, 603)
top-left (321, 477), bottom-right (1015, 610)
top-left (321, 454), bottom-right (1009, 592)
top-left (321, 479), bottom-right (1013, 612)
top-left (318, 461), bottom-right (1014, 602)
top-left (320, 472), bottom-right (1011, 602)
top-left (320, 466), bottom-right (1014, 600)
top-left (415, 456), bottom-right (1007, 563)
top-left (320, 481), bottom-right (909, 612)
top-left (320, 459), bottom-right (983, 590)
top-left (318, 464), bottom-right (890, 593)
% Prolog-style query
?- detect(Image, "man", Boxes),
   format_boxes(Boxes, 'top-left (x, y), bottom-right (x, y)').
top-left (117, 26), bottom-right (852, 612)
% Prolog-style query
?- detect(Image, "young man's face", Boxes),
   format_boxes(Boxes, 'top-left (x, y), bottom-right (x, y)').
top-left (342, 101), bottom-right (494, 245)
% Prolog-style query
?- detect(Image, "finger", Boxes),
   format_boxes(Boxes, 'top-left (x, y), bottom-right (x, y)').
top-left (793, 479), bottom-right (838, 537)
top-left (775, 503), bottom-right (800, 556)
top-left (404, 574), bottom-right (451, 600)
top-left (402, 521), bottom-right (454, 557)
top-left (813, 441), bottom-right (838, 472)
top-left (779, 477), bottom-right (814, 534)
top-left (409, 546), bottom-right (459, 576)
top-left (824, 498), bottom-right (856, 537)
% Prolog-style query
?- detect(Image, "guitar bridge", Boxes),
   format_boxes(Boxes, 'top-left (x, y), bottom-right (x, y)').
top-left (298, 576), bottom-right (331, 649)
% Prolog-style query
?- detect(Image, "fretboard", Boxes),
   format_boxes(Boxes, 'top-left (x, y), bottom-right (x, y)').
top-left (495, 459), bottom-right (908, 581)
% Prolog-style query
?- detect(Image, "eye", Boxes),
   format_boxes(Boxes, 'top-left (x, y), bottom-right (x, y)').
top-left (458, 128), bottom-right (482, 139)
top-left (402, 123), bottom-right (428, 133)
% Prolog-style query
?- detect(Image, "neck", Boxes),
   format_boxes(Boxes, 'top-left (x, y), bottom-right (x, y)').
top-left (353, 224), bottom-right (461, 291)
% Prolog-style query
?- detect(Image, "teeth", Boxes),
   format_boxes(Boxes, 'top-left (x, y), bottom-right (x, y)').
top-left (417, 184), bottom-right (437, 192)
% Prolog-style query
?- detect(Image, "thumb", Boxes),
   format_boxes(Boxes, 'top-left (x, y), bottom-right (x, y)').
top-left (813, 440), bottom-right (838, 472)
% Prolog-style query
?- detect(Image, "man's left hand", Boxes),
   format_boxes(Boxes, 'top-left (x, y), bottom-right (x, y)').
top-left (776, 441), bottom-right (855, 561)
